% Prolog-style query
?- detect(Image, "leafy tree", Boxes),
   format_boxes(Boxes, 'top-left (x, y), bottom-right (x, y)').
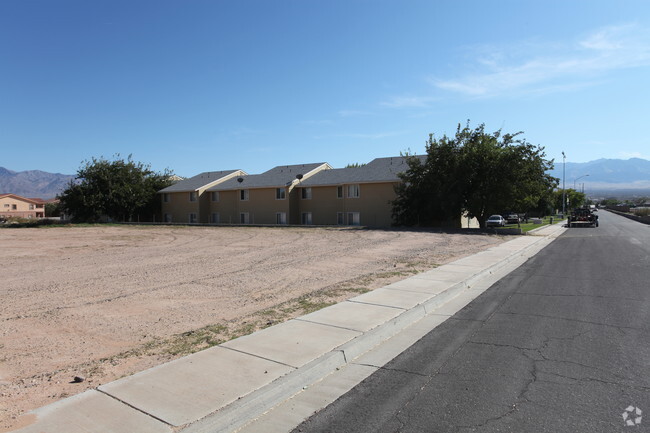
top-left (58, 155), bottom-right (174, 223)
top-left (44, 201), bottom-right (61, 217)
top-left (393, 122), bottom-right (557, 228)
top-left (552, 188), bottom-right (586, 211)
top-left (393, 133), bottom-right (466, 226)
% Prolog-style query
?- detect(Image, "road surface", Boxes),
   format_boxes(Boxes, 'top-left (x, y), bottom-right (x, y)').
top-left (293, 210), bottom-right (650, 432)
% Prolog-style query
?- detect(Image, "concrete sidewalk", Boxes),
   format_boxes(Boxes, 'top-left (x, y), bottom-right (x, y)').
top-left (13, 223), bottom-right (566, 433)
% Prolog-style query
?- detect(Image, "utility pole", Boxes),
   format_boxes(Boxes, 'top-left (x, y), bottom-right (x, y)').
top-left (562, 152), bottom-right (566, 217)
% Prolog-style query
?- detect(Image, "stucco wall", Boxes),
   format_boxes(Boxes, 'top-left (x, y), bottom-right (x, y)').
top-left (0, 196), bottom-right (44, 218)
top-left (161, 192), bottom-right (200, 223)
top-left (297, 182), bottom-right (398, 227)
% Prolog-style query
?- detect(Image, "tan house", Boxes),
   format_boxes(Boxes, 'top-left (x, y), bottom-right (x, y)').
top-left (295, 156), bottom-right (425, 227)
top-left (206, 163), bottom-right (331, 225)
top-left (0, 194), bottom-right (46, 219)
top-left (158, 170), bottom-right (246, 223)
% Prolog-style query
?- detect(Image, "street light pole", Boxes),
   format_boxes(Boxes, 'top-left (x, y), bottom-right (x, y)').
top-left (562, 152), bottom-right (566, 217)
top-left (574, 174), bottom-right (590, 190)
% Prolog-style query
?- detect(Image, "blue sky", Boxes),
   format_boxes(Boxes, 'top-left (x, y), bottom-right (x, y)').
top-left (2, 0), bottom-right (650, 177)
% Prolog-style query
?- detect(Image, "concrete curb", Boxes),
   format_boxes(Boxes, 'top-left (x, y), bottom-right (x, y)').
top-left (181, 223), bottom-right (566, 433)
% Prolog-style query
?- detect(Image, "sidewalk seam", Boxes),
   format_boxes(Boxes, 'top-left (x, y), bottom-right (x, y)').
top-left (96, 388), bottom-right (174, 428)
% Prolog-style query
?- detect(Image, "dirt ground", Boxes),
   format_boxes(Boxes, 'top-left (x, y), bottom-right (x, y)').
top-left (0, 224), bottom-right (504, 431)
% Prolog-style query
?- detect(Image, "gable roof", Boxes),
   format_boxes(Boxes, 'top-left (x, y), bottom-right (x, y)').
top-left (209, 163), bottom-right (329, 191)
top-left (300, 155), bottom-right (425, 186)
top-left (0, 193), bottom-right (45, 204)
top-left (158, 170), bottom-right (244, 193)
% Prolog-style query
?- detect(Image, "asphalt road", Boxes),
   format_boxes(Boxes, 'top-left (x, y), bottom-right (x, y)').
top-left (292, 210), bottom-right (650, 432)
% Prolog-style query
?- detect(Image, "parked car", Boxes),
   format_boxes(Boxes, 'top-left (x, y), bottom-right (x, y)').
top-left (505, 213), bottom-right (520, 224)
top-left (485, 215), bottom-right (506, 227)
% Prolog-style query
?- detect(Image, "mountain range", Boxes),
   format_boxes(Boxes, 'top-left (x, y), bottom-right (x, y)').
top-left (2, 157), bottom-right (649, 199)
top-left (0, 167), bottom-right (75, 199)
top-left (546, 158), bottom-right (650, 192)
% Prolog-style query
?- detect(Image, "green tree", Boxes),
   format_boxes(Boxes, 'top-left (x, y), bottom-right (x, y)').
top-left (44, 201), bottom-right (61, 217)
top-left (553, 188), bottom-right (586, 211)
top-left (393, 122), bottom-right (557, 228)
top-left (393, 132), bottom-right (466, 226)
top-left (58, 155), bottom-right (174, 223)
top-left (463, 124), bottom-right (557, 225)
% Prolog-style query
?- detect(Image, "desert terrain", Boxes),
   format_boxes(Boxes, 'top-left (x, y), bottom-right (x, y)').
top-left (0, 224), bottom-right (504, 431)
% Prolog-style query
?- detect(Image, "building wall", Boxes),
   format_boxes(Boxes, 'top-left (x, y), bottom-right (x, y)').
top-left (207, 188), bottom-right (293, 224)
top-left (208, 190), bottom-right (238, 224)
top-left (297, 182), bottom-right (398, 227)
top-left (161, 192), bottom-right (200, 223)
top-left (0, 196), bottom-right (44, 218)
top-left (241, 187), bottom-right (292, 224)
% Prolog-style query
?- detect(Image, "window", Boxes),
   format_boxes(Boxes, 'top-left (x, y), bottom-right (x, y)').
top-left (347, 184), bottom-right (360, 198)
top-left (276, 188), bottom-right (286, 200)
top-left (3, 204), bottom-right (9, 208)
top-left (12, 204), bottom-right (17, 210)
top-left (240, 190), bottom-right (249, 201)
top-left (240, 212), bottom-right (250, 224)
top-left (211, 191), bottom-right (219, 202)
top-left (336, 186), bottom-right (343, 199)
top-left (164, 214), bottom-right (172, 223)
top-left (301, 187), bottom-right (312, 199)
top-left (276, 212), bottom-right (287, 224)
top-left (189, 191), bottom-right (197, 202)
top-left (337, 212), bottom-right (344, 225)
top-left (163, 193), bottom-right (170, 203)
top-left (211, 213), bottom-right (220, 223)
top-left (189, 213), bottom-right (198, 223)
top-left (301, 212), bottom-right (312, 225)
top-left (347, 212), bottom-right (360, 226)
top-left (29, 204), bottom-right (34, 210)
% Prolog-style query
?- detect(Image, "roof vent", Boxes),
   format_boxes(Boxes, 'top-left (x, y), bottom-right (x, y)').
top-left (237, 177), bottom-right (244, 183)
top-left (296, 174), bottom-right (303, 180)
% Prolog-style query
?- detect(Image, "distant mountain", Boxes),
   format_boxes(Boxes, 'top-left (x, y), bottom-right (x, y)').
top-left (547, 158), bottom-right (650, 191)
top-left (0, 167), bottom-right (75, 199)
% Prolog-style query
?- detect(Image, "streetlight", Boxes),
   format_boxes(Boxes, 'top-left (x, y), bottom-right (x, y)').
top-left (574, 174), bottom-right (589, 208)
top-left (574, 174), bottom-right (589, 190)
top-left (562, 151), bottom-right (566, 218)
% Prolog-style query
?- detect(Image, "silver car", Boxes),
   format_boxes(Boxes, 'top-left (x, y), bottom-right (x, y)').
top-left (486, 214), bottom-right (506, 227)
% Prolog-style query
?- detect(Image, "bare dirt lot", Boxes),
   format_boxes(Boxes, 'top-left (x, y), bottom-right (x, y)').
top-left (0, 225), bottom-right (504, 431)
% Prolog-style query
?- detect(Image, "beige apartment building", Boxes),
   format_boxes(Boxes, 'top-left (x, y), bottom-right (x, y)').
top-left (295, 156), bottom-right (423, 227)
top-left (158, 155), bottom-right (477, 228)
top-left (159, 170), bottom-right (246, 223)
top-left (206, 163), bottom-right (331, 225)
top-left (0, 194), bottom-right (46, 219)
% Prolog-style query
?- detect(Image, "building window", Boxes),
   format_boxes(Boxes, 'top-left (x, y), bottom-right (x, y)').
top-left (211, 191), bottom-right (219, 202)
top-left (12, 204), bottom-right (17, 210)
top-left (276, 212), bottom-right (287, 224)
top-left (301, 212), bottom-right (312, 225)
top-left (337, 212), bottom-right (344, 225)
top-left (3, 204), bottom-right (9, 208)
top-left (347, 212), bottom-right (360, 226)
top-left (163, 193), bottom-right (170, 203)
top-left (189, 191), bottom-right (197, 202)
top-left (164, 214), bottom-right (172, 223)
top-left (189, 213), bottom-right (198, 223)
top-left (347, 184), bottom-right (360, 198)
top-left (240, 212), bottom-right (250, 224)
top-left (29, 204), bottom-right (34, 210)
top-left (240, 190), bottom-right (249, 201)
top-left (301, 187), bottom-right (312, 199)
top-left (276, 188), bottom-right (286, 200)
top-left (337, 186), bottom-right (343, 199)
top-left (211, 213), bottom-right (220, 223)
